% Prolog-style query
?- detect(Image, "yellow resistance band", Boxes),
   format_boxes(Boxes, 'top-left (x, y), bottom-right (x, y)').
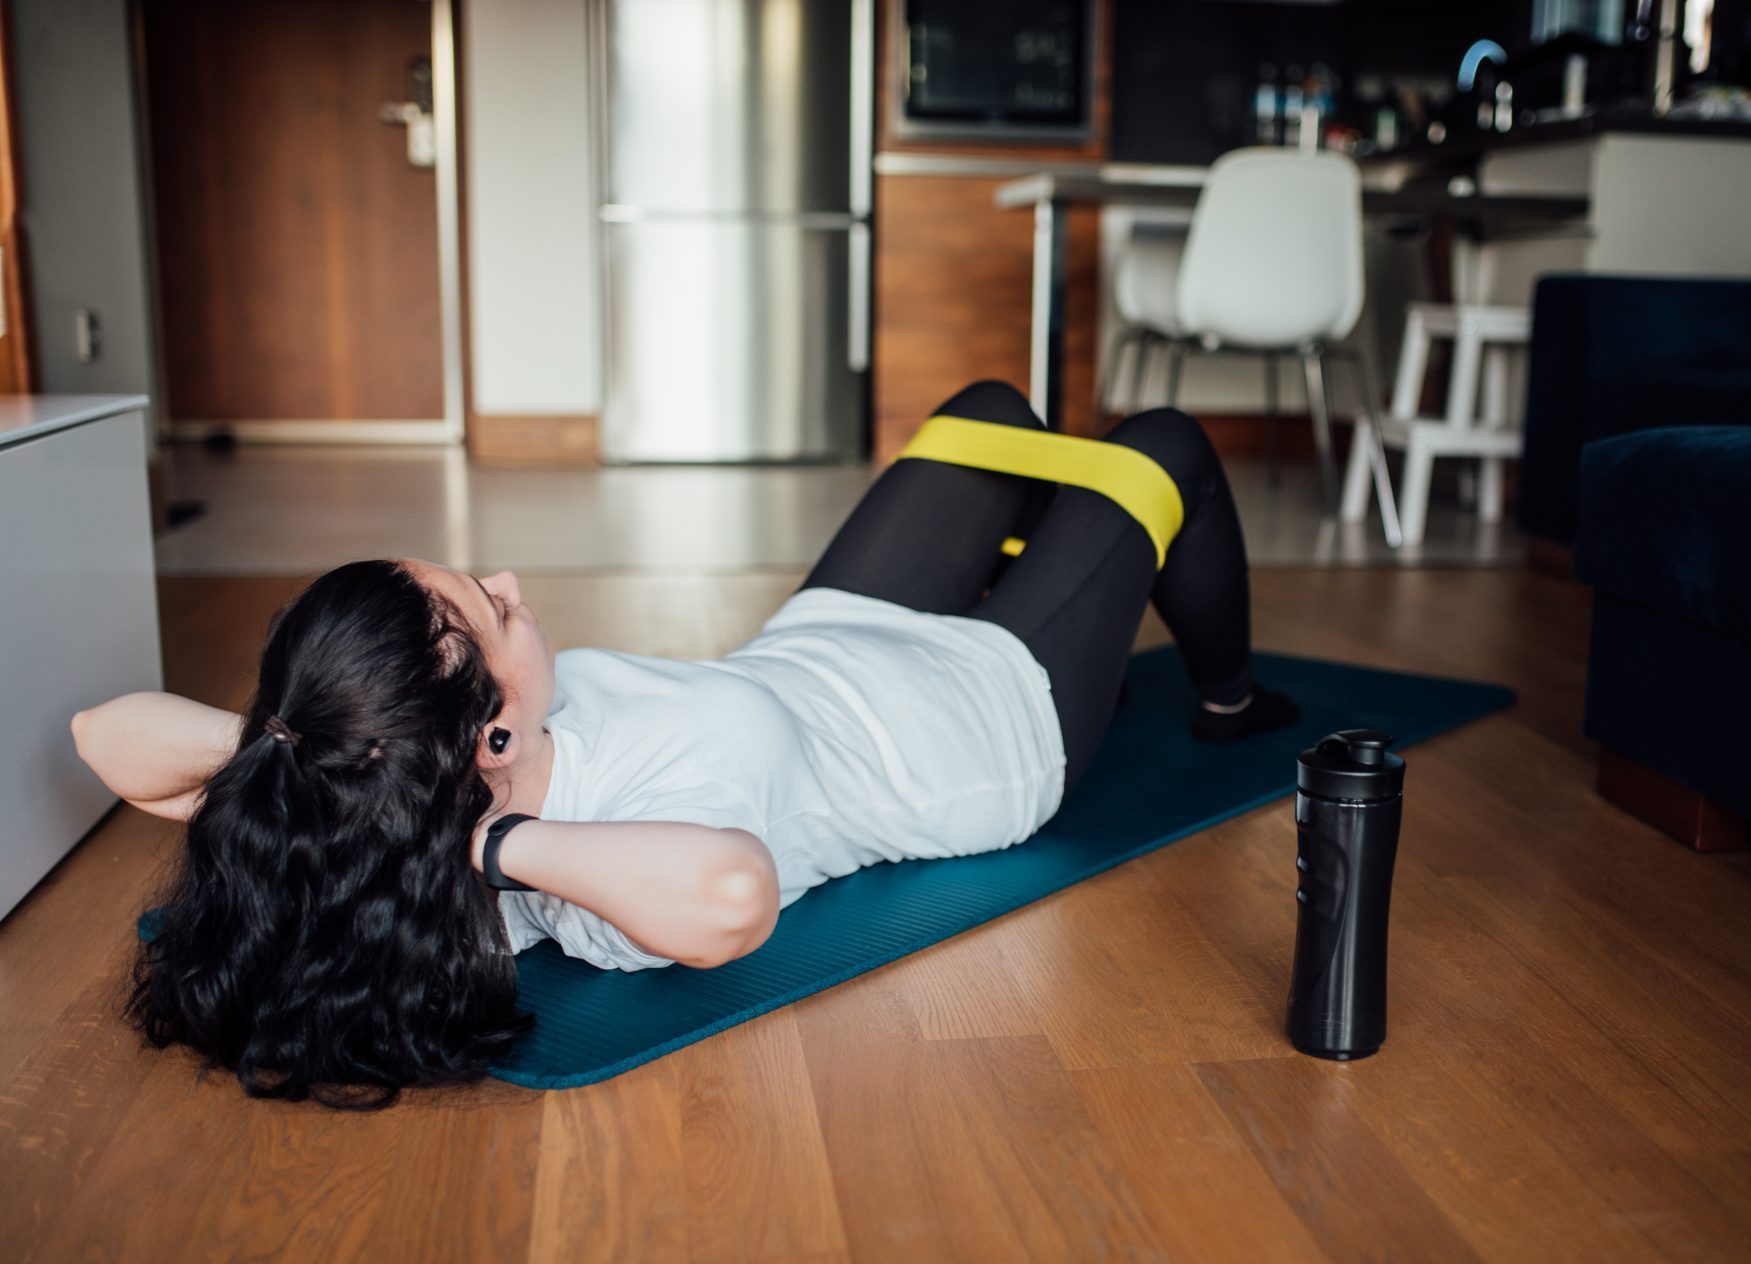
top-left (895, 415), bottom-right (1185, 569)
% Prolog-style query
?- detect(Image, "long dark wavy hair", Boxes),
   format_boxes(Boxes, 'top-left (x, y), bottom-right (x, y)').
top-left (127, 560), bottom-right (533, 1108)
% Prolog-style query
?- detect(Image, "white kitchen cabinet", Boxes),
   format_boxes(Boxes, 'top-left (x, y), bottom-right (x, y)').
top-left (1, 395), bottom-right (160, 920)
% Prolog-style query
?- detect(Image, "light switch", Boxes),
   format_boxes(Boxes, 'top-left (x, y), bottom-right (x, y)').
top-left (75, 308), bottom-right (102, 364)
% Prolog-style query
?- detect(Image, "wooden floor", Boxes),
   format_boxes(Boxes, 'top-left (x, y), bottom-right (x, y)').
top-left (3, 567), bottom-right (1748, 1262)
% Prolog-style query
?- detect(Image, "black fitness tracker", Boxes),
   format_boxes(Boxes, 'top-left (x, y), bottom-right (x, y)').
top-left (481, 813), bottom-right (539, 892)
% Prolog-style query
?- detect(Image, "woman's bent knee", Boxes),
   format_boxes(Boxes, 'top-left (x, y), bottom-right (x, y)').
top-left (1104, 408), bottom-right (1218, 488)
top-left (934, 380), bottom-right (1045, 430)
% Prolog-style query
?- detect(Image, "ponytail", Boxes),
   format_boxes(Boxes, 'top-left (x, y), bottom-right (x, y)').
top-left (127, 560), bottom-right (532, 1108)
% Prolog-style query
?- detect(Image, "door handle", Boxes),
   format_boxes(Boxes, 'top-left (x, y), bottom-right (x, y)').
top-left (378, 102), bottom-right (435, 168)
top-left (379, 56), bottom-right (436, 168)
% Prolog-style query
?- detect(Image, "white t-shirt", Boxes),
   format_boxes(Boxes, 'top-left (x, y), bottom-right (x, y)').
top-left (497, 587), bottom-right (1066, 970)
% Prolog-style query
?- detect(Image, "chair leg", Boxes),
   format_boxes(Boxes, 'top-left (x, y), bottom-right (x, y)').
top-left (1339, 416), bottom-right (1374, 521)
top-left (1262, 351), bottom-right (1281, 487)
top-left (1164, 338), bottom-right (1188, 409)
top-left (1478, 457), bottom-right (1505, 521)
top-left (1444, 321), bottom-right (1484, 432)
top-left (1390, 309), bottom-right (1431, 419)
top-left (1399, 437), bottom-right (1434, 547)
top-left (1301, 347), bottom-right (1339, 512)
top-left (1129, 331), bottom-right (1159, 412)
top-left (1477, 342), bottom-right (1511, 523)
top-left (1101, 326), bottom-right (1143, 415)
top-left (1343, 343), bottom-right (1403, 547)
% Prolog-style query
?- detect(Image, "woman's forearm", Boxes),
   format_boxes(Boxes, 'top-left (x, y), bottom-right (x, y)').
top-left (490, 819), bottom-right (779, 968)
top-left (71, 692), bottom-right (242, 814)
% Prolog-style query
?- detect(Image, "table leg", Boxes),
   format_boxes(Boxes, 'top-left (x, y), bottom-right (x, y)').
top-left (1029, 197), bottom-right (1069, 429)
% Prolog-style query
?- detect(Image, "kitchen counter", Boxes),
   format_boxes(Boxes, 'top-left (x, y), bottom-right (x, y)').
top-left (0, 394), bottom-right (152, 449)
top-left (1367, 106), bottom-right (1751, 174)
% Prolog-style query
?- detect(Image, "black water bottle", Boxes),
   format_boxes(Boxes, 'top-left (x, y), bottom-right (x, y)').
top-left (1286, 730), bottom-right (1405, 1061)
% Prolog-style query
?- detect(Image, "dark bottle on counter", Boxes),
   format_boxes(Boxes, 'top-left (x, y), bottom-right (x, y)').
top-left (1254, 63), bottom-right (1280, 144)
top-left (1626, 0), bottom-right (1654, 45)
top-left (1282, 64), bottom-right (1305, 148)
top-left (1286, 730), bottom-right (1406, 1061)
top-left (1474, 58), bottom-right (1498, 129)
top-left (1622, 0), bottom-right (1659, 103)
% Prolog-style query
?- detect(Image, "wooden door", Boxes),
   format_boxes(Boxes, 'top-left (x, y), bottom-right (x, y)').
top-left (141, 0), bottom-right (442, 427)
top-left (0, 0), bottom-right (31, 394)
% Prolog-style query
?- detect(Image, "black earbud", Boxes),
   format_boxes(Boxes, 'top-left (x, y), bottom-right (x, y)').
top-left (488, 727), bottom-right (511, 755)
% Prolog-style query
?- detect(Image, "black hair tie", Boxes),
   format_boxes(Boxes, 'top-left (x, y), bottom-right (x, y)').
top-left (264, 715), bottom-right (302, 747)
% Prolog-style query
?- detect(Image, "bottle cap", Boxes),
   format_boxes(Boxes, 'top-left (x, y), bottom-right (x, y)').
top-left (1296, 729), bottom-right (1405, 802)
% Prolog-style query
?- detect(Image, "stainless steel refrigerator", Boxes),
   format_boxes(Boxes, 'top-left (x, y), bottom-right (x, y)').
top-left (595, 0), bottom-right (872, 462)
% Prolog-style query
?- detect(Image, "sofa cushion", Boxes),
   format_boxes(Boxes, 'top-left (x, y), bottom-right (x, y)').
top-left (1574, 426), bottom-right (1751, 639)
top-left (1518, 274), bottom-right (1751, 545)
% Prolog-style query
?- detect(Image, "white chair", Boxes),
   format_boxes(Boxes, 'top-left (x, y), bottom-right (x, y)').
top-left (1339, 303), bottom-right (1530, 547)
top-left (1104, 233), bottom-right (1291, 483)
top-left (1163, 148), bottom-right (1395, 522)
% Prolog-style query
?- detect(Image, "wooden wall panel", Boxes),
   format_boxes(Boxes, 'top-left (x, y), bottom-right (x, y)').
top-left (1060, 200), bottom-right (1104, 439)
top-left (872, 177), bottom-right (1102, 463)
top-left (869, 0), bottom-right (1113, 463)
top-left (0, 0), bottom-right (30, 393)
top-left (467, 414), bottom-right (599, 468)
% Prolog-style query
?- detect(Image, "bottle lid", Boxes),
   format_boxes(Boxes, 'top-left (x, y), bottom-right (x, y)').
top-left (1297, 729), bottom-right (1405, 802)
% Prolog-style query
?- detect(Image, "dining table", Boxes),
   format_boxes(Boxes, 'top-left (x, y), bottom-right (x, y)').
top-left (993, 170), bottom-right (1592, 431)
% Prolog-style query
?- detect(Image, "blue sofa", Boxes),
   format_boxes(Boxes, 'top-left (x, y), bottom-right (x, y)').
top-left (1521, 275), bottom-right (1751, 848)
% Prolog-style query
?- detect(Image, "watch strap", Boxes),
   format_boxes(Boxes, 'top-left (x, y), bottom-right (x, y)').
top-left (482, 813), bottom-right (539, 891)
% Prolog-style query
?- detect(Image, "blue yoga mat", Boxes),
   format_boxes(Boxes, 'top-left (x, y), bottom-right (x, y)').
top-left (140, 649), bottom-right (1511, 1090)
top-left (489, 648), bottom-right (1512, 1090)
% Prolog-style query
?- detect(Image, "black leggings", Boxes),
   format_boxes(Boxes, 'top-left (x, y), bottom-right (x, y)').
top-left (802, 381), bottom-right (1255, 797)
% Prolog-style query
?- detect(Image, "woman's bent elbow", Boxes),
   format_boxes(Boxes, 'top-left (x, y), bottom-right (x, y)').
top-left (706, 838), bottom-right (780, 965)
top-left (70, 699), bottom-right (121, 770)
top-left (70, 708), bottom-right (111, 785)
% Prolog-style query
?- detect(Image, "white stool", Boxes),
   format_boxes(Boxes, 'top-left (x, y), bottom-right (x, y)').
top-left (1340, 303), bottom-right (1530, 546)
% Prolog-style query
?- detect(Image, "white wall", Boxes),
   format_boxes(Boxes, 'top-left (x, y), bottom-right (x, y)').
top-left (10, 0), bottom-right (160, 417)
top-left (1590, 135), bottom-right (1751, 278)
top-left (1471, 132), bottom-right (1751, 328)
top-left (463, 0), bottom-right (600, 416)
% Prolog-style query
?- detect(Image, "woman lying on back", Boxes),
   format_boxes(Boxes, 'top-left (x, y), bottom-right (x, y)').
top-left (74, 382), bottom-right (1294, 1107)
